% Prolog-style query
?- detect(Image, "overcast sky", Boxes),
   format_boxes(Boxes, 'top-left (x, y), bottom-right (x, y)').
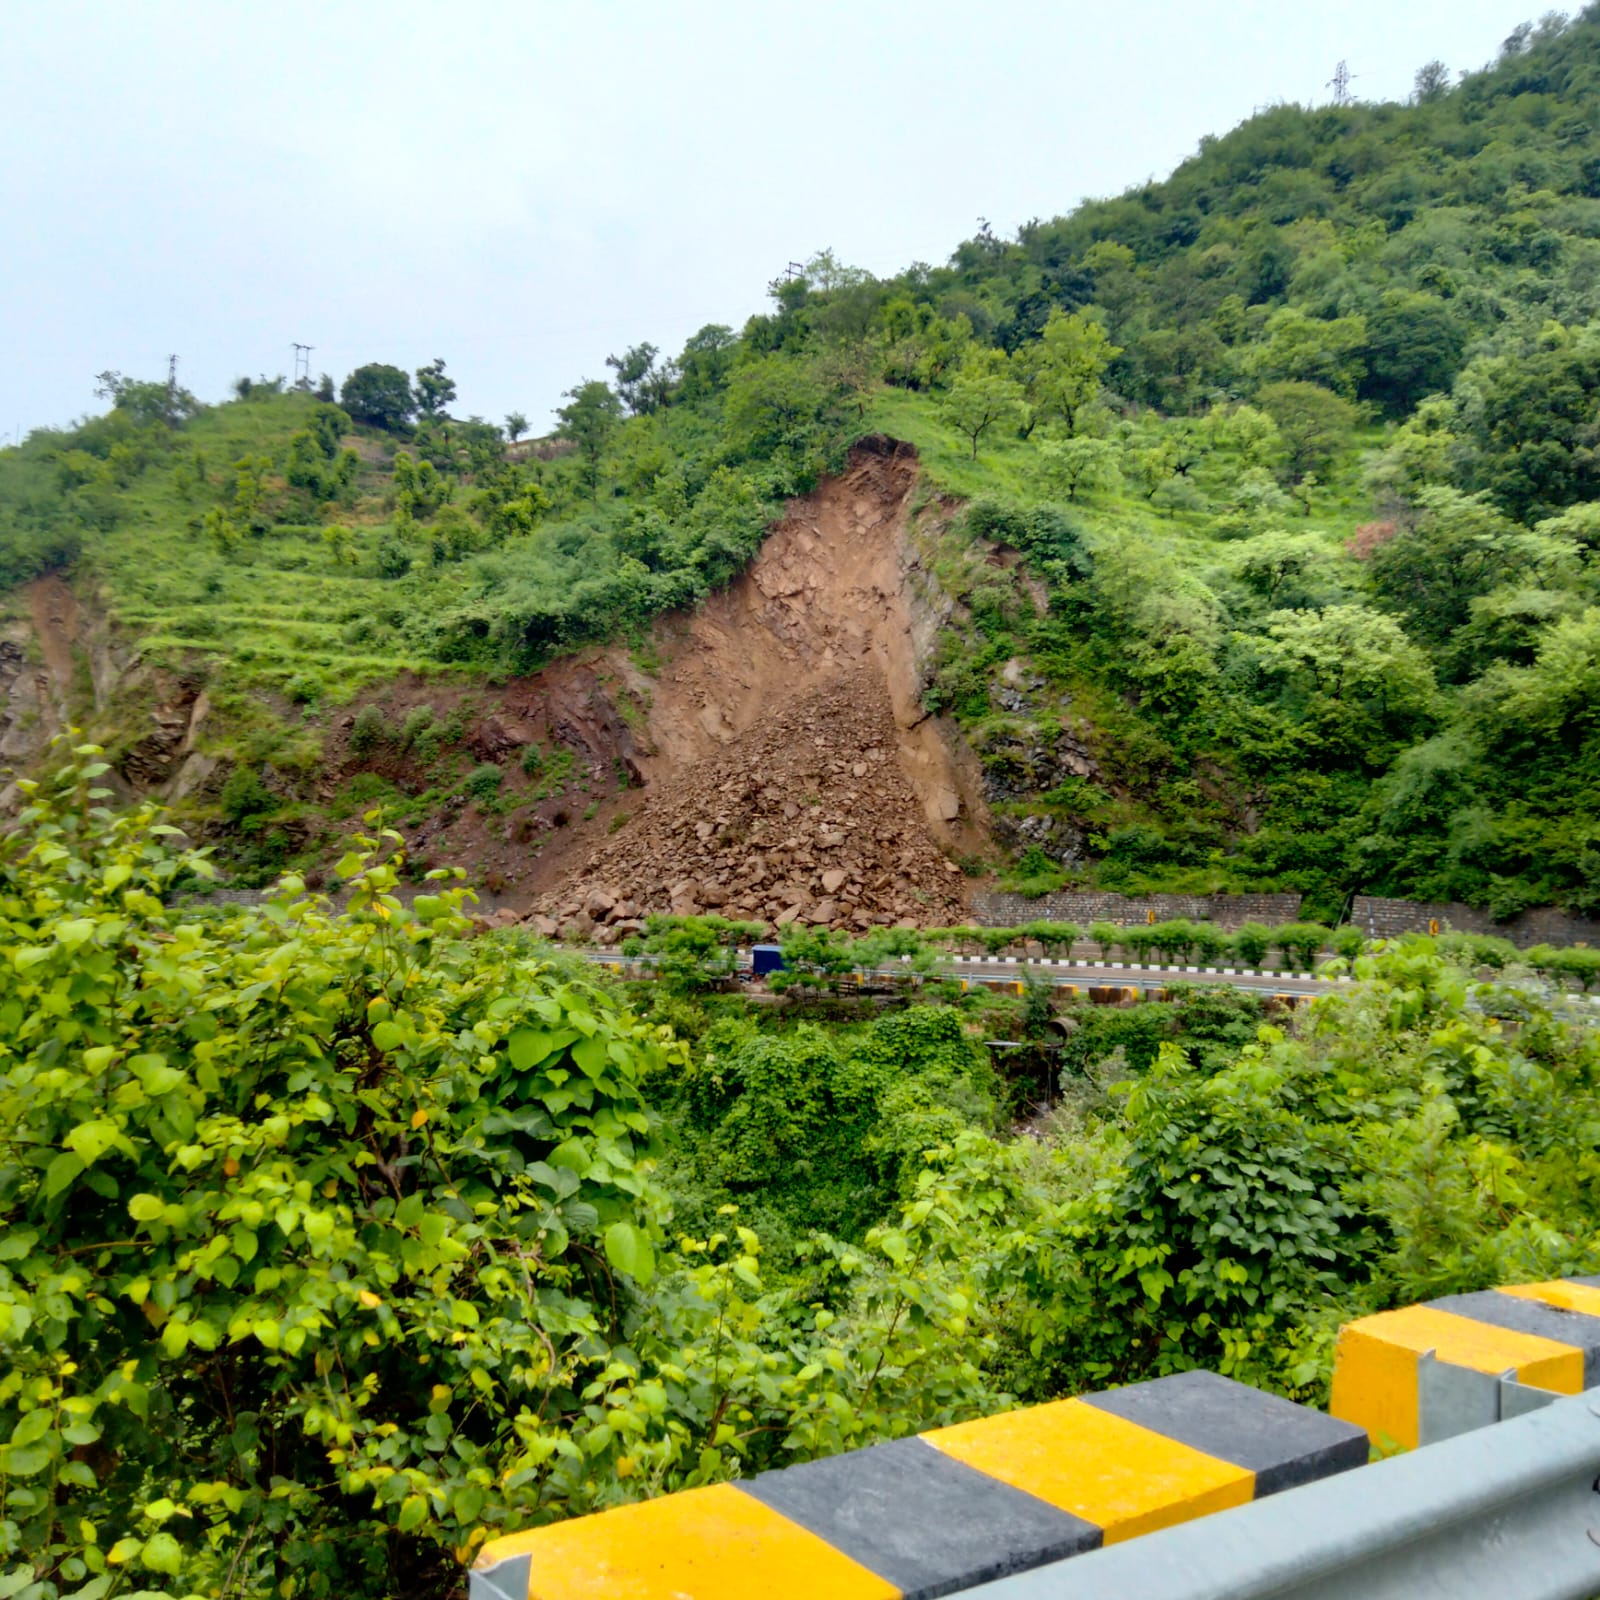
top-left (2, 1), bottom-right (1540, 441)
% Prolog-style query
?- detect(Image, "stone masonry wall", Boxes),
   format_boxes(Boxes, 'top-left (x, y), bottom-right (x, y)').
top-left (1350, 896), bottom-right (1600, 949)
top-left (970, 890), bottom-right (1303, 929)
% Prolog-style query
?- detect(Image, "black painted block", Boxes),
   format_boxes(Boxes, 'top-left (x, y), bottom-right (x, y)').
top-left (738, 1435), bottom-right (1100, 1600)
top-left (1080, 1370), bottom-right (1369, 1496)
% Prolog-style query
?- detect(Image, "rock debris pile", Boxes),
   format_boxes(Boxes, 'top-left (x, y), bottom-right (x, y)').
top-left (530, 671), bottom-right (967, 942)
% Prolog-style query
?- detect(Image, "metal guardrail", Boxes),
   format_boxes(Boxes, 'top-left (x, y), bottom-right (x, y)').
top-left (960, 1388), bottom-right (1600, 1600)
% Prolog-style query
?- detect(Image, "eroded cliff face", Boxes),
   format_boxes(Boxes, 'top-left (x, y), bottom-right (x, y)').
top-left (0, 574), bottom-right (216, 810)
top-left (529, 436), bottom-right (986, 932)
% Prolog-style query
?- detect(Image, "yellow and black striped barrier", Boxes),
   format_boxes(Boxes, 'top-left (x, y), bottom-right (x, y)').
top-left (469, 1371), bottom-right (1365, 1600)
top-left (1331, 1279), bottom-right (1600, 1450)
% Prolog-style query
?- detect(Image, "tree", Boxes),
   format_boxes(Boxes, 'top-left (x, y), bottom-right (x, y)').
top-left (1020, 309), bottom-right (1122, 436)
top-left (413, 358), bottom-right (457, 420)
top-left (340, 364), bottom-right (416, 431)
top-left (676, 324), bottom-right (737, 400)
top-left (556, 379), bottom-right (623, 498)
top-left (1257, 604), bottom-right (1439, 758)
top-left (1256, 381), bottom-right (1357, 482)
top-left (723, 353), bottom-right (839, 465)
top-left (1414, 59), bottom-right (1451, 101)
top-left (1366, 487), bottom-right (1521, 654)
top-left (938, 348), bottom-right (1022, 459)
top-left (1360, 292), bottom-right (1463, 416)
top-left (503, 411), bottom-right (528, 443)
top-left (1038, 436), bottom-right (1119, 501)
top-left (607, 343), bottom-right (674, 415)
top-left (1248, 306), bottom-right (1368, 398)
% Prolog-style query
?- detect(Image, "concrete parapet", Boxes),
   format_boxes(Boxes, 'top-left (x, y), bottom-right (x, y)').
top-left (1330, 1279), bottom-right (1600, 1451)
top-left (469, 1371), bottom-right (1364, 1600)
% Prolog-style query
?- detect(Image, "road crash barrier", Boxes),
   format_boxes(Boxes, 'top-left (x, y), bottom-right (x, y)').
top-left (468, 1371), bottom-right (1364, 1600)
top-left (1330, 1278), bottom-right (1600, 1449)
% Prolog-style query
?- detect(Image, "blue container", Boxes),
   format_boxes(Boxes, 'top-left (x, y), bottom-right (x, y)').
top-left (751, 944), bottom-right (786, 977)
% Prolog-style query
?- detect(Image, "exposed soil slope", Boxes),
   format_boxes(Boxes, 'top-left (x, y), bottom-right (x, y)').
top-left (531, 437), bottom-right (982, 933)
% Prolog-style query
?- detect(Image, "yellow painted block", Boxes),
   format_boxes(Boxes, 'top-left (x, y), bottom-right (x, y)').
top-left (924, 1397), bottom-right (1253, 1545)
top-left (1330, 1305), bottom-right (1584, 1451)
top-left (1499, 1280), bottom-right (1600, 1319)
top-left (473, 1484), bottom-right (898, 1600)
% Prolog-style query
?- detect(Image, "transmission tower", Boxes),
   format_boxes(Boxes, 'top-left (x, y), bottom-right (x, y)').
top-left (292, 342), bottom-right (314, 387)
top-left (1327, 60), bottom-right (1356, 106)
top-left (165, 354), bottom-right (179, 424)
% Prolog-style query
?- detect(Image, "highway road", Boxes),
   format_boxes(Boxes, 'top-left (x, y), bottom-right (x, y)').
top-left (579, 949), bottom-right (1344, 999)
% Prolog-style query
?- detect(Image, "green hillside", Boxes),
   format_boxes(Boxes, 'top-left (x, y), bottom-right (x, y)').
top-left (4, 13), bottom-right (1600, 919)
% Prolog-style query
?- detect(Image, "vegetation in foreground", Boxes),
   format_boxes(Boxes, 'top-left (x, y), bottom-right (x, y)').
top-left (3, 753), bottom-right (1599, 1599)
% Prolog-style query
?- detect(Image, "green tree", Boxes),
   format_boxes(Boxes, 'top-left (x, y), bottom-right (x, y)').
top-left (938, 348), bottom-right (1022, 460)
top-left (1360, 292), bottom-right (1463, 416)
top-left (556, 379), bottom-right (623, 498)
top-left (606, 343), bottom-right (673, 415)
top-left (340, 364), bottom-right (416, 431)
top-left (723, 354), bottom-right (839, 468)
top-left (503, 410), bottom-right (528, 443)
top-left (1256, 381), bottom-right (1357, 482)
top-left (1020, 309), bottom-right (1122, 436)
top-left (1037, 436), bottom-right (1120, 501)
top-left (413, 358), bottom-right (457, 420)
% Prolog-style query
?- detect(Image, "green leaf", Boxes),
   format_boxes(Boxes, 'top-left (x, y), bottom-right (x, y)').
top-left (128, 1194), bottom-right (165, 1223)
top-left (64, 1120), bottom-right (121, 1165)
top-left (0, 1230), bottom-right (37, 1261)
top-left (604, 1221), bottom-right (655, 1285)
top-left (44, 1151), bottom-right (85, 1198)
top-left (396, 1494), bottom-right (428, 1533)
top-left (572, 1035), bottom-right (608, 1079)
top-left (371, 1020), bottom-right (406, 1053)
top-left (139, 1531), bottom-right (183, 1575)
top-left (508, 1027), bottom-right (555, 1070)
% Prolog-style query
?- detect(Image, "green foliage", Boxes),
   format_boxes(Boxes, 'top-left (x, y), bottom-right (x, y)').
top-left (339, 364), bottom-right (415, 432)
top-left (1232, 924), bottom-right (1272, 969)
top-left (348, 704), bottom-right (387, 758)
top-left (0, 749), bottom-right (680, 1595)
top-left (464, 762), bottom-right (503, 802)
top-left (996, 845), bottom-right (1070, 897)
top-left (638, 915), bottom-right (766, 995)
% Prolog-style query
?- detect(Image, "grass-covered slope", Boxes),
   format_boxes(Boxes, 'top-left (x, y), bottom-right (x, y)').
top-left (4, 13), bottom-right (1600, 917)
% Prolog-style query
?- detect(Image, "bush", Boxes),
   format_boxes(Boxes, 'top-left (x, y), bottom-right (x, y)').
top-left (1272, 922), bottom-right (1331, 972)
top-left (0, 748), bottom-right (687, 1597)
top-left (466, 761), bottom-right (504, 801)
top-left (1232, 922), bottom-right (1272, 968)
top-left (400, 704), bottom-right (436, 748)
top-left (218, 763), bottom-right (275, 824)
top-left (348, 703), bottom-right (387, 757)
top-left (997, 845), bottom-right (1069, 898)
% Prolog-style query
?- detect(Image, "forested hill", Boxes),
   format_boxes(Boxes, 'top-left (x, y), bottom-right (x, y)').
top-left (3, 10), bottom-right (1599, 920)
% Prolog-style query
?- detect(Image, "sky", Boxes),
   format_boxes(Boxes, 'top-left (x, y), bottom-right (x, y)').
top-left (1, 0), bottom-right (1541, 441)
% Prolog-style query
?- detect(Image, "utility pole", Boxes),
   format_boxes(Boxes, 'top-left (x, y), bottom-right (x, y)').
top-left (291, 342), bottom-right (314, 388)
top-left (1327, 60), bottom-right (1355, 106)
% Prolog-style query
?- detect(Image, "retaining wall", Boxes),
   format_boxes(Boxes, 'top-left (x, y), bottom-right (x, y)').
top-left (969, 891), bottom-right (1302, 930)
top-left (1350, 896), bottom-right (1600, 949)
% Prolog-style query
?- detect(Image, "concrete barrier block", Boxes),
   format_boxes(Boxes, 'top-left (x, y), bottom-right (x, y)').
top-left (470, 1374), bottom-right (1364, 1599)
top-left (1330, 1285), bottom-right (1600, 1450)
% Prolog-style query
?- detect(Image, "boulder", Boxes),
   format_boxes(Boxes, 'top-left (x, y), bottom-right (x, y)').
top-left (820, 868), bottom-right (847, 894)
